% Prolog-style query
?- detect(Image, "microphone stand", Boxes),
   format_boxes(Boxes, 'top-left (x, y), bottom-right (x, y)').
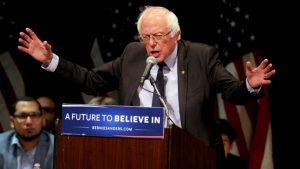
top-left (149, 76), bottom-right (172, 128)
top-left (149, 76), bottom-right (173, 169)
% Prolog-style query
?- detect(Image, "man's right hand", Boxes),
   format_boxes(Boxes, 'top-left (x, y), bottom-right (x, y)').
top-left (18, 27), bottom-right (53, 66)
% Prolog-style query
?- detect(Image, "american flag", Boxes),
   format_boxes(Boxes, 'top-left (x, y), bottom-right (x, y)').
top-left (214, 0), bottom-right (274, 169)
top-left (0, 0), bottom-right (25, 131)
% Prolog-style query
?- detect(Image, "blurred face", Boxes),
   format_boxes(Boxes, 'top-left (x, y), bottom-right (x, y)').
top-left (221, 133), bottom-right (231, 157)
top-left (37, 97), bottom-right (56, 128)
top-left (11, 100), bottom-right (43, 141)
top-left (140, 13), bottom-right (180, 63)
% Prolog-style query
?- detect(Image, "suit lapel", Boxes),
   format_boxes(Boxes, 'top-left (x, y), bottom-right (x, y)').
top-left (126, 53), bottom-right (148, 106)
top-left (177, 40), bottom-right (189, 128)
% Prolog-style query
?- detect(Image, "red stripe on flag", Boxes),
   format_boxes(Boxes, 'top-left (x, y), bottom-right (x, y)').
top-left (233, 58), bottom-right (246, 80)
top-left (248, 86), bottom-right (271, 169)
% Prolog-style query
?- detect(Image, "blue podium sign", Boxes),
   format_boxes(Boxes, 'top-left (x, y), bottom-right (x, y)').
top-left (61, 104), bottom-right (165, 139)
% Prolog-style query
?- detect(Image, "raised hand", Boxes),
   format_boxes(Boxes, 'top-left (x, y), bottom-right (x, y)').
top-left (18, 27), bottom-right (53, 66)
top-left (246, 59), bottom-right (276, 88)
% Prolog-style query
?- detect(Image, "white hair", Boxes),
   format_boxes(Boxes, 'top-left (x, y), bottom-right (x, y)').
top-left (136, 6), bottom-right (181, 39)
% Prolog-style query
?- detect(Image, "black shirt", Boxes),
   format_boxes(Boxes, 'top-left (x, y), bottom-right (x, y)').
top-left (225, 153), bottom-right (248, 169)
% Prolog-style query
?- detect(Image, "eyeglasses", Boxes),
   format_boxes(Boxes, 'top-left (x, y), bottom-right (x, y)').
top-left (139, 30), bottom-right (171, 42)
top-left (14, 112), bottom-right (42, 120)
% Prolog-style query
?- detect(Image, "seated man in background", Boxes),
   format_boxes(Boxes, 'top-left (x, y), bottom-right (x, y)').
top-left (37, 96), bottom-right (58, 134)
top-left (0, 96), bottom-right (54, 169)
top-left (216, 118), bottom-right (248, 169)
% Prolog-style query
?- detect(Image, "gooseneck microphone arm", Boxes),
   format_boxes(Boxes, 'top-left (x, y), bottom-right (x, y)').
top-left (149, 76), bottom-right (172, 128)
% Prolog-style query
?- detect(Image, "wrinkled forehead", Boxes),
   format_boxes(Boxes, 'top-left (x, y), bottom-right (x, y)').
top-left (140, 15), bottom-right (168, 34)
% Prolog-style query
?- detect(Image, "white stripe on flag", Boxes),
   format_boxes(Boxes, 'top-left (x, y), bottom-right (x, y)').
top-left (0, 51), bottom-right (25, 98)
top-left (242, 52), bottom-right (257, 67)
top-left (236, 105), bottom-right (253, 151)
top-left (0, 92), bottom-right (11, 130)
top-left (91, 38), bottom-right (104, 68)
top-left (261, 124), bottom-right (274, 169)
top-left (217, 93), bottom-right (226, 119)
top-left (81, 38), bottom-right (104, 103)
top-left (225, 62), bottom-right (240, 80)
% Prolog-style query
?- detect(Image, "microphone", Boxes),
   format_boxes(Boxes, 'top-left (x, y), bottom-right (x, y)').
top-left (140, 56), bottom-right (157, 86)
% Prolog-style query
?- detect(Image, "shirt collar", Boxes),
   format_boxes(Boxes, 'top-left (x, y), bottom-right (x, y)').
top-left (164, 44), bottom-right (178, 69)
top-left (11, 132), bottom-right (38, 154)
top-left (11, 133), bottom-right (22, 149)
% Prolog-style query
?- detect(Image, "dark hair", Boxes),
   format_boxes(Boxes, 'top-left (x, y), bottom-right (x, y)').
top-left (11, 96), bottom-right (42, 116)
top-left (216, 118), bottom-right (237, 144)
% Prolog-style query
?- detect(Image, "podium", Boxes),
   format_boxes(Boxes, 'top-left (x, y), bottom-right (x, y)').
top-left (54, 119), bottom-right (216, 169)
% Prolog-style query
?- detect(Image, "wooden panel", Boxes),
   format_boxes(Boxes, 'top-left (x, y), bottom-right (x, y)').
top-left (55, 120), bottom-right (169, 169)
top-left (170, 126), bottom-right (216, 169)
top-left (54, 120), bottom-right (216, 169)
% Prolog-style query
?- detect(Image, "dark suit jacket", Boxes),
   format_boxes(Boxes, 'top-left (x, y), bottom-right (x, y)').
top-left (0, 130), bottom-right (54, 169)
top-left (55, 39), bottom-right (260, 147)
